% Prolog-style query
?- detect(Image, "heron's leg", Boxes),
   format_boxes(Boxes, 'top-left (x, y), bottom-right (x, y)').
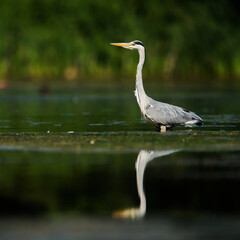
top-left (160, 125), bottom-right (167, 132)
top-left (156, 124), bottom-right (167, 132)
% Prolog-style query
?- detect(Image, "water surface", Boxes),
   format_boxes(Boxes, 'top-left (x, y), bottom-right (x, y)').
top-left (0, 149), bottom-right (240, 239)
top-left (0, 86), bottom-right (239, 133)
top-left (0, 86), bottom-right (239, 240)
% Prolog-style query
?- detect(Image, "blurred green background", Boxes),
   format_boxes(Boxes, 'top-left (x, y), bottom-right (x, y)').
top-left (0, 0), bottom-right (240, 86)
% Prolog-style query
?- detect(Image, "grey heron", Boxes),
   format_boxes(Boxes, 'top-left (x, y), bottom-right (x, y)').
top-left (111, 40), bottom-right (203, 132)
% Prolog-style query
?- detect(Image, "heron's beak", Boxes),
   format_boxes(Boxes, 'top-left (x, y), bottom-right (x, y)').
top-left (110, 43), bottom-right (131, 49)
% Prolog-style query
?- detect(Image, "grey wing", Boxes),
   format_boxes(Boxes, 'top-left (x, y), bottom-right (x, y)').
top-left (145, 100), bottom-right (202, 127)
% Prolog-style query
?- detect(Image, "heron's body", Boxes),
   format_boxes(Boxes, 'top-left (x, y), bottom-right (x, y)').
top-left (111, 40), bottom-right (203, 132)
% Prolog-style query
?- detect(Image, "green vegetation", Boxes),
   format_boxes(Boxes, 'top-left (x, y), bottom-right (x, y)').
top-left (0, 131), bottom-right (239, 152)
top-left (0, 0), bottom-right (240, 85)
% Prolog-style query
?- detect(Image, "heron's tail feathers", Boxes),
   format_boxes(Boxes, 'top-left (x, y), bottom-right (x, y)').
top-left (185, 117), bottom-right (203, 127)
top-left (196, 120), bottom-right (203, 126)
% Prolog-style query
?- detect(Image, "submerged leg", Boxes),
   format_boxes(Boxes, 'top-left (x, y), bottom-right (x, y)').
top-left (160, 125), bottom-right (167, 132)
top-left (156, 124), bottom-right (167, 132)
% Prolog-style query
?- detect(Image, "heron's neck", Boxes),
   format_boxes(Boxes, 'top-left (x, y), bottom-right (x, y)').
top-left (135, 47), bottom-right (147, 110)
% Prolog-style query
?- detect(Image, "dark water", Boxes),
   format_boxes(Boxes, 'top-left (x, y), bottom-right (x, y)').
top-left (0, 150), bottom-right (240, 239)
top-left (0, 86), bottom-right (239, 133)
top-left (0, 86), bottom-right (240, 239)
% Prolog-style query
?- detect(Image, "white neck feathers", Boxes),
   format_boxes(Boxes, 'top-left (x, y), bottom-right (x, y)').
top-left (134, 47), bottom-right (147, 112)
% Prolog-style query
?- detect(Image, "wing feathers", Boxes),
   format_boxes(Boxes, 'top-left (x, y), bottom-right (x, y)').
top-left (145, 101), bottom-right (202, 127)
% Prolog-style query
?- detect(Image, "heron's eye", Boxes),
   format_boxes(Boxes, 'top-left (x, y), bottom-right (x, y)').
top-left (131, 43), bottom-right (135, 46)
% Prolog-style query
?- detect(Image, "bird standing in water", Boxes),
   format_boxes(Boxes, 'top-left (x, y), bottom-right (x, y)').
top-left (111, 40), bottom-right (203, 132)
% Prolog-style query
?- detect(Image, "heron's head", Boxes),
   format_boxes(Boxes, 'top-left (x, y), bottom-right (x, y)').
top-left (110, 40), bottom-right (144, 50)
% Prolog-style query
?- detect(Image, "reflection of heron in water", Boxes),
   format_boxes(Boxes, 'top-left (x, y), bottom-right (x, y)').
top-left (113, 149), bottom-right (179, 219)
